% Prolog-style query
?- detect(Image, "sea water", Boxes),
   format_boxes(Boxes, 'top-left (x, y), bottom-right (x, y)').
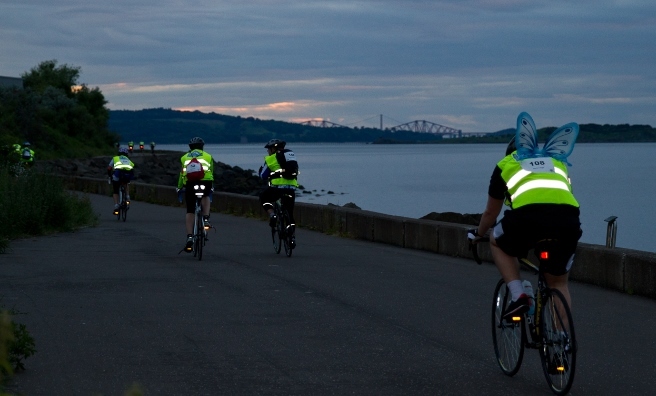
top-left (158, 142), bottom-right (656, 253)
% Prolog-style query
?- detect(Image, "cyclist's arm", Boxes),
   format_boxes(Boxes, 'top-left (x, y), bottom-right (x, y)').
top-left (475, 166), bottom-right (505, 238)
top-left (107, 159), bottom-right (115, 178)
top-left (477, 195), bottom-right (503, 238)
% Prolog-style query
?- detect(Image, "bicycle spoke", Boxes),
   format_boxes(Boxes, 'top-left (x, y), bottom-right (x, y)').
top-left (492, 279), bottom-right (524, 376)
top-left (539, 289), bottom-right (576, 395)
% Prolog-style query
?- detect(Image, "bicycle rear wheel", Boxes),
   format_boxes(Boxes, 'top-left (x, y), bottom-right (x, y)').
top-left (272, 207), bottom-right (282, 254)
top-left (278, 209), bottom-right (292, 257)
top-left (539, 288), bottom-right (576, 395)
top-left (116, 188), bottom-right (124, 221)
top-left (195, 210), bottom-right (204, 261)
top-left (121, 199), bottom-right (128, 222)
top-left (492, 278), bottom-right (525, 376)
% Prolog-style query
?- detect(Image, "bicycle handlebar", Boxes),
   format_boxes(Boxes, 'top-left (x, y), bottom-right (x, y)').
top-left (468, 237), bottom-right (489, 265)
top-left (467, 230), bottom-right (539, 273)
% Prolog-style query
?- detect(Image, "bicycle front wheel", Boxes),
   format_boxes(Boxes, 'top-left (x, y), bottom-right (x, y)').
top-left (539, 288), bottom-right (576, 395)
top-left (492, 278), bottom-right (525, 376)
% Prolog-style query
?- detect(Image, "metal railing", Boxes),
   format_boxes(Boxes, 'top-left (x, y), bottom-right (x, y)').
top-left (604, 216), bottom-right (618, 248)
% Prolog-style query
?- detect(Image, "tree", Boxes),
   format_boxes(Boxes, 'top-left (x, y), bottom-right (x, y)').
top-left (0, 60), bottom-right (118, 159)
top-left (21, 60), bottom-right (81, 97)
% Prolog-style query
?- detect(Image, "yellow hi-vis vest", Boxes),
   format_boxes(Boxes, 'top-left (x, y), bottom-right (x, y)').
top-left (179, 150), bottom-right (214, 186)
top-left (111, 155), bottom-right (134, 170)
top-left (264, 153), bottom-right (298, 187)
top-left (499, 153), bottom-right (579, 209)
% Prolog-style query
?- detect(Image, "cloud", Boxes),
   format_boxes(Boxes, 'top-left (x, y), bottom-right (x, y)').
top-left (2, 0), bottom-right (656, 131)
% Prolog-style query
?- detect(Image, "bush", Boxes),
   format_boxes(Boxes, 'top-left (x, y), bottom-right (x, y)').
top-left (0, 164), bottom-right (98, 253)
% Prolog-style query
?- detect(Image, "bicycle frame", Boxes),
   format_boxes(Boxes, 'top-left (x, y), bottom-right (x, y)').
top-left (475, 235), bottom-right (577, 395)
top-left (271, 197), bottom-right (294, 257)
top-left (116, 183), bottom-right (130, 222)
top-left (191, 184), bottom-right (208, 260)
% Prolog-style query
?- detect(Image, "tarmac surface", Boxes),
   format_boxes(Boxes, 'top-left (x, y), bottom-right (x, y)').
top-left (2, 193), bottom-right (656, 395)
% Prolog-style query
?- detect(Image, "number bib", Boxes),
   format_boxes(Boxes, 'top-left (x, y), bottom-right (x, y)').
top-left (520, 157), bottom-right (555, 173)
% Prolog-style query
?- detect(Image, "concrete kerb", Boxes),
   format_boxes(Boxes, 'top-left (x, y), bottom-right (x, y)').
top-left (62, 176), bottom-right (656, 299)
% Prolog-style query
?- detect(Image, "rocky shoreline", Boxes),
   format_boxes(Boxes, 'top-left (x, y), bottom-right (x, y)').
top-left (35, 150), bottom-right (267, 196)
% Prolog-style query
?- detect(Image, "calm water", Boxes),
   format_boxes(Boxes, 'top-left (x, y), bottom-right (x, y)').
top-left (158, 142), bottom-right (656, 253)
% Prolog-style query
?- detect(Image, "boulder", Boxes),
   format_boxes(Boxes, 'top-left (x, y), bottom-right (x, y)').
top-left (35, 151), bottom-right (268, 196)
top-left (420, 211), bottom-right (482, 226)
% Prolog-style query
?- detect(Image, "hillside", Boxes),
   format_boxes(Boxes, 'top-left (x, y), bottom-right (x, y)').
top-left (108, 108), bottom-right (445, 144)
top-left (109, 108), bottom-right (656, 144)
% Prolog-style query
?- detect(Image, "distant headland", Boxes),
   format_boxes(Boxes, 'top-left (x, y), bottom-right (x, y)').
top-left (109, 108), bottom-right (656, 145)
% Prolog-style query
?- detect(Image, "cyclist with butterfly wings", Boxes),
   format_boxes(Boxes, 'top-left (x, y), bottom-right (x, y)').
top-left (469, 112), bottom-right (583, 320)
top-left (177, 137), bottom-right (215, 252)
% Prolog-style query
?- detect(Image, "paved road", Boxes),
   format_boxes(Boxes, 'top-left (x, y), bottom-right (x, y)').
top-left (2, 194), bottom-right (656, 395)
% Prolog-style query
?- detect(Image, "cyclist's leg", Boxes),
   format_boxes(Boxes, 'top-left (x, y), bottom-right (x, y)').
top-left (542, 226), bottom-right (581, 310)
top-left (111, 180), bottom-right (121, 213)
top-left (260, 187), bottom-right (278, 226)
top-left (544, 272), bottom-right (571, 309)
top-left (183, 184), bottom-right (195, 250)
top-left (111, 180), bottom-right (120, 205)
top-left (281, 191), bottom-right (296, 225)
top-left (490, 212), bottom-right (535, 298)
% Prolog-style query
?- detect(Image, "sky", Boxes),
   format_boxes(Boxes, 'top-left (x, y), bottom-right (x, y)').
top-left (2, 0), bottom-right (655, 132)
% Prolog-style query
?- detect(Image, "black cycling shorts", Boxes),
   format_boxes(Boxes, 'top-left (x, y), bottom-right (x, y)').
top-left (493, 204), bottom-right (582, 276)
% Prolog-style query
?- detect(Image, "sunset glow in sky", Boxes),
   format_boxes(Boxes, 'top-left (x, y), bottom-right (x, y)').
top-left (3, 0), bottom-right (655, 132)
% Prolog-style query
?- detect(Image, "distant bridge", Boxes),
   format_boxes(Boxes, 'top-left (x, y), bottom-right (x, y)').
top-left (299, 117), bottom-right (466, 138)
top-left (299, 120), bottom-right (348, 128)
top-left (389, 120), bottom-right (462, 138)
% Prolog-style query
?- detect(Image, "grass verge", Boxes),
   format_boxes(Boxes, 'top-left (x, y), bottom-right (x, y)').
top-left (0, 164), bottom-right (98, 253)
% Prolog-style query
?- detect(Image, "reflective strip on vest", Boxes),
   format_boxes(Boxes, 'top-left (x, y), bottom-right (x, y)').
top-left (506, 167), bottom-right (568, 190)
top-left (510, 179), bottom-right (572, 202)
top-left (113, 156), bottom-right (133, 170)
top-left (183, 158), bottom-right (211, 172)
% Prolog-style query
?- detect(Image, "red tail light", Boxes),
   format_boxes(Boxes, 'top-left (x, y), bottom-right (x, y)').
top-left (540, 251), bottom-right (549, 260)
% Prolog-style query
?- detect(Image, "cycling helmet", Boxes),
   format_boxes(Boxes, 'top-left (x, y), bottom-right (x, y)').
top-left (189, 136), bottom-right (205, 150)
top-left (23, 141), bottom-right (31, 147)
top-left (264, 139), bottom-right (286, 149)
top-left (505, 135), bottom-right (516, 156)
top-left (118, 147), bottom-right (129, 155)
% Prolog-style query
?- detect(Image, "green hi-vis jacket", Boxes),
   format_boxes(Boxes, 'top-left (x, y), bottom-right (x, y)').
top-left (110, 155), bottom-right (134, 171)
top-left (178, 149), bottom-right (214, 188)
top-left (499, 153), bottom-right (579, 209)
top-left (264, 152), bottom-right (298, 187)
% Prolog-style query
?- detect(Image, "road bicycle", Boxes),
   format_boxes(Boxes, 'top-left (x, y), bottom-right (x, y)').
top-left (469, 234), bottom-right (576, 395)
top-left (271, 196), bottom-right (295, 257)
top-left (179, 185), bottom-right (214, 260)
top-left (116, 183), bottom-right (130, 222)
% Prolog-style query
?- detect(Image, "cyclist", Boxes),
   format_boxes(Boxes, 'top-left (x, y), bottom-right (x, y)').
top-left (470, 119), bottom-right (582, 321)
top-left (10, 143), bottom-right (22, 164)
top-left (107, 147), bottom-right (135, 215)
top-left (150, 141), bottom-right (156, 154)
top-left (258, 139), bottom-right (299, 247)
top-left (20, 141), bottom-right (35, 167)
top-left (177, 137), bottom-right (214, 252)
